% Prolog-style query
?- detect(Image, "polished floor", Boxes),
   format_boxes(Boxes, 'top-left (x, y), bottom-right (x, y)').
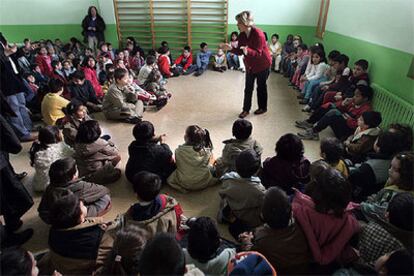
top-left (11, 70), bottom-right (334, 251)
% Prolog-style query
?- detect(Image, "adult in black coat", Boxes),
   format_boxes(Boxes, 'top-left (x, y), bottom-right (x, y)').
top-left (125, 121), bottom-right (176, 184)
top-left (0, 95), bottom-right (34, 243)
top-left (81, 6), bottom-right (106, 52)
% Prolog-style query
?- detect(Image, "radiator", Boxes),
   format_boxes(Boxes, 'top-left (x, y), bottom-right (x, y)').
top-left (372, 83), bottom-right (414, 129)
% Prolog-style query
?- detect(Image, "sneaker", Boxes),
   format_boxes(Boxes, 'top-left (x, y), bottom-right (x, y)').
top-left (254, 109), bottom-right (267, 115)
top-left (298, 130), bottom-right (319, 140)
top-left (297, 94), bottom-right (305, 99)
top-left (124, 116), bottom-right (142, 124)
top-left (295, 120), bottom-right (313, 129)
top-left (299, 99), bottom-right (309, 105)
top-left (3, 228), bottom-right (34, 248)
top-left (302, 105), bottom-right (311, 112)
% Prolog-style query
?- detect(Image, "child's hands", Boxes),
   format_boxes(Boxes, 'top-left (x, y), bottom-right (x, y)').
top-left (219, 42), bottom-right (232, 51)
top-left (240, 46), bottom-right (248, 55)
top-left (239, 231), bottom-right (254, 243)
top-left (342, 97), bottom-right (353, 106)
top-left (321, 85), bottom-right (329, 91)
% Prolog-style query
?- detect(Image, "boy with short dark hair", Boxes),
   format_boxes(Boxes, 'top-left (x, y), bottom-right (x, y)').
top-left (41, 78), bottom-right (70, 125)
top-left (218, 149), bottom-right (266, 239)
top-left (239, 187), bottom-right (312, 274)
top-left (187, 42), bottom-right (212, 76)
top-left (173, 45), bottom-right (193, 74)
top-left (215, 119), bottom-right (263, 177)
top-left (297, 85), bottom-right (373, 140)
top-left (38, 157), bottom-right (112, 224)
top-left (138, 55), bottom-right (157, 84)
top-left (320, 137), bottom-right (349, 178)
top-left (116, 171), bottom-right (184, 238)
top-left (68, 70), bottom-right (102, 112)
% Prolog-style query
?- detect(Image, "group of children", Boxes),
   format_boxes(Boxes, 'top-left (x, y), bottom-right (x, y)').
top-left (2, 33), bottom-right (414, 276)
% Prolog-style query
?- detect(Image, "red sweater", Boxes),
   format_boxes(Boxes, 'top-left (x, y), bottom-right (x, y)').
top-left (35, 54), bottom-right (53, 77)
top-left (231, 27), bottom-right (271, 74)
top-left (337, 100), bottom-right (372, 129)
top-left (83, 67), bottom-right (103, 98)
top-left (174, 53), bottom-right (193, 70)
top-left (158, 55), bottom-right (172, 78)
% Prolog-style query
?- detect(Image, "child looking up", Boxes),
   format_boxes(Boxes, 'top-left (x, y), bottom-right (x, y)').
top-left (173, 46), bottom-right (193, 75)
top-left (74, 120), bottom-right (121, 184)
top-left (30, 126), bottom-right (74, 191)
top-left (238, 187), bottom-right (312, 274)
top-left (260, 133), bottom-right (310, 194)
top-left (218, 149), bottom-right (266, 239)
top-left (38, 157), bottom-right (111, 224)
top-left (167, 125), bottom-right (217, 192)
top-left (125, 121), bottom-right (175, 184)
top-left (213, 48), bottom-right (227, 72)
top-left (320, 137), bottom-right (349, 178)
top-left (41, 78), bottom-right (70, 125)
top-left (215, 119), bottom-right (263, 177)
top-left (116, 171), bottom-right (184, 238)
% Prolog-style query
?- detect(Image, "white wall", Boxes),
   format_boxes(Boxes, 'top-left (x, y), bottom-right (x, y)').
top-left (228, 0), bottom-right (320, 26)
top-left (326, 0), bottom-right (414, 53)
top-left (0, 0), bottom-right (115, 25)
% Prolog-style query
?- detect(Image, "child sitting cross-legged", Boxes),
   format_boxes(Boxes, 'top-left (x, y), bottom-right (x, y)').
top-left (292, 167), bottom-right (360, 268)
top-left (116, 171), bottom-right (184, 238)
top-left (212, 48), bottom-right (227, 72)
top-left (183, 216), bottom-right (236, 275)
top-left (319, 137), bottom-right (349, 178)
top-left (186, 42), bottom-right (212, 76)
top-left (173, 46), bottom-right (193, 75)
top-left (238, 187), bottom-right (312, 275)
top-left (138, 55), bottom-right (157, 85)
top-left (37, 189), bottom-right (114, 275)
top-left (218, 149), bottom-right (266, 239)
top-left (74, 120), bottom-right (121, 185)
top-left (38, 157), bottom-right (111, 224)
top-left (167, 125), bottom-right (218, 192)
top-left (215, 119), bottom-right (263, 177)
top-left (344, 111), bottom-right (382, 163)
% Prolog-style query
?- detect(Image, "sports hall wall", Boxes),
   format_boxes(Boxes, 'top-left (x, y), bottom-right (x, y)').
top-left (0, 0), bottom-right (413, 104)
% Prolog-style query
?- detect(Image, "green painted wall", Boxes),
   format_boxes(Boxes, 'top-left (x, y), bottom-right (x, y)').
top-left (0, 24), bottom-right (118, 46)
top-left (314, 31), bottom-right (414, 105)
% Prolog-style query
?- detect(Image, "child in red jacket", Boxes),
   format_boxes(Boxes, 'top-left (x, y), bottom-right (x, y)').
top-left (35, 47), bottom-right (53, 77)
top-left (296, 85), bottom-right (373, 140)
top-left (173, 46), bottom-right (193, 75)
top-left (82, 56), bottom-right (104, 99)
top-left (158, 46), bottom-right (178, 78)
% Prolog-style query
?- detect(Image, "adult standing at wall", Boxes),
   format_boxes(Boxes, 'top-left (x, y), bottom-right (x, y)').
top-left (81, 6), bottom-right (106, 53)
top-left (221, 11), bottom-right (272, 118)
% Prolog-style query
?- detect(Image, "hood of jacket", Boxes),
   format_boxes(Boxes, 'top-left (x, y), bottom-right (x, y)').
top-left (75, 139), bottom-right (109, 157)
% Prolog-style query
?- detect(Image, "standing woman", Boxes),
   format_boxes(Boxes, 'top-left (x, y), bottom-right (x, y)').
top-left (81, 6), bottom-right (106, 53)
top-left (221, 11), bottom-right (271, 118)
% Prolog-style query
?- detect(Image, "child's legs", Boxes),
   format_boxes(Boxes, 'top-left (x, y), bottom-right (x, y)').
top-left (274, 54), bottom-right (282, 71)
top-left (134, 100), bottom-right (144, 117)
top-left (238, 55), bottom-right (245, 69)
top-left (226, 53), bottom-right (234, 68)
top-left (185, 64), bottom-right (197, 74)
top-left (304, 78), bottom-right (324, 100)
top-left (323, 91), bottom-right (337, 104)
top-left (87, 194), bottom-right (112, 217)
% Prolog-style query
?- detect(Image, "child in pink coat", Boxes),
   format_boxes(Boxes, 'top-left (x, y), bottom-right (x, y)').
top-left (82, 56), bottom-right (103, 98)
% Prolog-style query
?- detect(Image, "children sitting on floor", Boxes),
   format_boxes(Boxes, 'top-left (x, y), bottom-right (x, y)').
top-left (167, 125), bottom-right (218, 192)
top-left (218, 149), bottom-right (266, 239)
top-left (297, 85), bottom-right (373, 141)
top-left (138, 55), bottom-right (157, 85)
top-left (157, 46), bottom-right (178, 78)
top-left (35, 46), bottom-right (53, 77)
top-left (213, 48), bottom-right (227, 72)
top-left (183, 216), bottom-right (236, 275)
top-left (187, 42), bottom-right (212, 76)
top-left (116, 171), bottom-right (184, 238)
top-left (37, 189), bottom-right (114, 275)
top-left (125, 121), bottom-right (176, 184)
top-left (38, 157), bottom-right (111, 224)
top-left (344, 111), bottom-right (382, 163)
top-left (319, 137), bottom-right (349, 178)
top-left (30, 126), bottom-right (74, 192)
top-left (215, 119), bottom-right (263, 177)
top-left (238, 187), bottom-right (312, 274)
top-left (226, 31), bottom-right (244, 71)
top-left (102, 68), bottom-right (144, 124)
top-left (82, 56), bottom-right (104, 99)
top-left (292, 167), bottom-right (360, 267)
top-left (173, 46), bottom-right (193, 75)
top-left (41, 78), bottom-right (70, 125)
top-left (74, 120), bottom-right (121, 184)
top-left (260, 133), bottom-right (310, 194)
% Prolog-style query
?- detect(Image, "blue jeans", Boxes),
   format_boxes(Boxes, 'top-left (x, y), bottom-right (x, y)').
top-left (6, 92), bottom-right (32, 139)
top-left (226, 52), bottom-right (239, 68)
top-left (303, 77), bottom-right (327, 100)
